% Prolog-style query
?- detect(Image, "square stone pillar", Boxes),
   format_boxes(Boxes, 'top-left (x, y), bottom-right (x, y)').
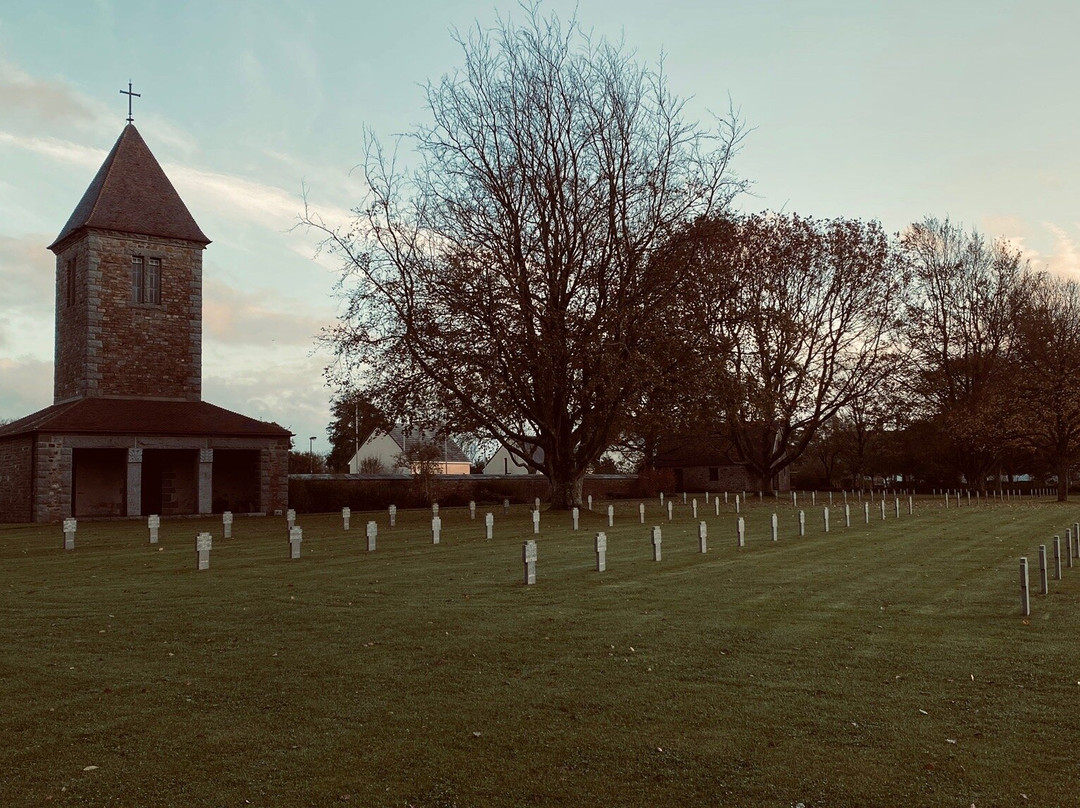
top-left (126, 447), bottom-right (143, 517)
top-left (198, 448), bottom-right (213, 515)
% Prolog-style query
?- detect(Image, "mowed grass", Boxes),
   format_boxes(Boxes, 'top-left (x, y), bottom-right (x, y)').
top-left (3, 496), bottom-right (1080, 807)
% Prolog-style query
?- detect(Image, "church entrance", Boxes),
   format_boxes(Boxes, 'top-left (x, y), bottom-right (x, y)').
top-left (72, 448), bottom-right (126, 517)
top-left (141, 449), bottom-right (199, 516)
top-left (211, 450), bottom-right (260, 513)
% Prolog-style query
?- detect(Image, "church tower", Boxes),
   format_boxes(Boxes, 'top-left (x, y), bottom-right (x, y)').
top-left (49, 124), bottom-right (207, 403)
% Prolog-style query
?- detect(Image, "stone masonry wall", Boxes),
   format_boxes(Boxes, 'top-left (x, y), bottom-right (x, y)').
top-left (32, 435), bottom-right (72, 523)
top-left (262, 439), bottom-right (291, 514)
top-left (53, 230), bottom-right (203, 403)
top-left (0, 436), bottom-right (34, 523)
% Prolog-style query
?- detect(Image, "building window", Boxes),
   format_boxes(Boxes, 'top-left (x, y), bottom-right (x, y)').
top-left (131, 256), bottom-right (161, 304)
top-left (66, 258), bottom-right (76, 307)
top-left (709, 467), bottom-right (719, 482)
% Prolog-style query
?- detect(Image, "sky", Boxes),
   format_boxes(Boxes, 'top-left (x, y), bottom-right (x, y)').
top-left (2, 0), bottom-right (1079, 454)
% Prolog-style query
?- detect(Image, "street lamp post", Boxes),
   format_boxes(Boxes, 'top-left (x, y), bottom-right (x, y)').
top-left (309, 436), bottom-right (317, 473)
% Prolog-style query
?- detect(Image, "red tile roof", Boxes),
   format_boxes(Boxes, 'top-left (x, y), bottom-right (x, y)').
top-left (49, 124), bottom-right (210, 251)
top-left (0, 398), bottom-right (290, 439)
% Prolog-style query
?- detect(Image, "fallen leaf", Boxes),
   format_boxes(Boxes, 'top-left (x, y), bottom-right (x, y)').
top-left (82, 766), bottom-right (98, 772)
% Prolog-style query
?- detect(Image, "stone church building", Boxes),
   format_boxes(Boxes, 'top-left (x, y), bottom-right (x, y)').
top-left (0, 124), bottom-right (291, 522)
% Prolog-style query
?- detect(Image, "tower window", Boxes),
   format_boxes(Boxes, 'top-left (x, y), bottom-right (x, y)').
top-left (66, 258), bottom-right (76, 307)
top-left (131, 256), bottom-right (161, 304)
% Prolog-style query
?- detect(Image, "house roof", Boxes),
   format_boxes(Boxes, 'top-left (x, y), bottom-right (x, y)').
top-left (653, 434), bottom-right (744, 468)
top-left (365, 426), bottom-right (471, 464)
top-left (0, 398), bottom-right (291, 440)
top-left (49, 124), bottom-right (210, 251)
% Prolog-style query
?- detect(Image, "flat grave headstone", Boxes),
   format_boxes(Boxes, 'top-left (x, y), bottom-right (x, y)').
top-left (342, 507), bottom-right (351, 531)
top-left (595, 532), bottom-right (607, 572)
top-left (289, 526), bottom-right (302, 560)
top-left (651, 526), bottom-right (662, 561)
top-left (366, 521), bottom-right (377, 552)
top-left (485, 512), bottom-right (494, 540)
top-left (223, 510), bottom-right (233, 539)
top-left (148, 514), bottom-right (159, 544)
top-left (698, 521), bottom-right (708, 553)
top-left (432, 516), bottom-right (442, 545)
top-left (63, 518), bottom-right (76, 550)
top-left (196, 532), bottom-right (212, 570)
top-left (522, 540), bottom-right (537, 585)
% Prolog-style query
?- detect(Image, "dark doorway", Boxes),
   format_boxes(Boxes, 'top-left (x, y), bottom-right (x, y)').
top-left (211, 450), bottom-right (260, 513)
top-left (72, 448), bottom-right (126, 517)
top-left (141, 449), bottom-right (198, 516)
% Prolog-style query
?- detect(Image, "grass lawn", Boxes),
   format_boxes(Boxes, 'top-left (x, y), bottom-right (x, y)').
top-left (3, 495), bottom-right (1080, 807)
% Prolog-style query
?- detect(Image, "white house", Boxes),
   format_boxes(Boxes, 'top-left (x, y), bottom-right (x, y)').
top-left (348, 426), bottom-right (472, 475)
top-left (482, 441), bottom-right (544, 475)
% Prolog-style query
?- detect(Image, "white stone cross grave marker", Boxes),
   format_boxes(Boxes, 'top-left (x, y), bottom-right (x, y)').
top-left (587, 494), bottom-right (593, 511)
top-left (880, 500), bottom-right (886, 520)
top-left (1039, 544), bottom-right (1049, 594)
top-left (1020, 556), bottom-right (1030, 615)
top-left (523, 540), bottom-right (537, 585)
top-left (148, 514), bottom-right (160, 544)
top-left (469, 501), bottom-right (476, 519)
top-left (389, 504), bottom-right (397, 528)
top-left (196, 532), bottom-right (212, 570)
top-left (863, 502), bottom-right (870, 524)
top-left (829, 491), bottom-right (833, 506)
top-left (532, 510), bottom-right (540, 535)
top-left (572, 507), bottom-right (580, 530)
top-left (485, 512), bottom-right (494, 540)
top-left (691, 499), bottom-right (697, 519)
top-left (724, 491), bottom-right (729, 504)
top-left (735, 495), bottom-right (740, 514)
top-left (651, 526), bottom-right (662, 561)
top-left (812, 491), bottom-right (817, 506)
top-left (607, 505), bottom-right (614, 528)
top-left (770, 512), bottom-right (778, 541)
top-left (534, 497), bottom-right (541, 512)
top-left (342, 507), bottom-right (351, 531)
top-left (366, 521), bottom-right (377, 552)
top-left (666, 501), bottom-right (673, 522)
top-left (908, 496), bottom-right (913, 516)
top-left (432, 502), bottom-right (439, 517)
top-left (705, 492), bottom-right (710, 503)
top-left (798, 510), bottom-right (805, 537)
top-left (223, 510), bottom-right (233, 539)
top-left (1069, 529), bottom-right (1075, 569)
top-left (432, 516), bottom-right (442, 545)
top-left (736, 516), bottom-right (745, 548)
top-left (1054, 536), bottom-right (1063, 580)
top-left (895, 498), bottom-right (900, 518)
top-left (792, 491), bottom-right (797, 507)
top-left (289, 526), bottom-right (302, 559)
top-left (286, 509), bottom-right (296, 529)
top-left (639, 503), bottom-right (645, 524)
top-left (503, 498), bottom-right (510, 515)
top-left (698, 521), bottom-right (708, 553)
top-left (845, 504), bottom-right (851, 528)
top-left (682, 492), bottom-right (687, 504)
top-left (595, 532), bottom-right (607, 572)
top-left (63, 518), bottom-right (76, 550)
top-left (714, 497), bottom-right (720, 517)
top-left (823, 507), bottom-right (830, 533)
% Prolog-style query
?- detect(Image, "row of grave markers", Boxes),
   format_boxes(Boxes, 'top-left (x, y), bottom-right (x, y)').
top-left (1020, 521), bottom-right (1080, 615)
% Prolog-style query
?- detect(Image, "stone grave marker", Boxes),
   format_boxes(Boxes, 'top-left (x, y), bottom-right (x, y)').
top-left (432, 502), bottom-right (439, 517)
top-left (863, 503), bottom-right (870, 524)
top-left (607, 505), bottom-right (614, 527)
top-left (792, 491), bottom-right (797, 507)
top-left (196, 532), bottom-right (212, 570)
top-left (587, 494), bottom-right (593, 511)
top-left (223, 510), bottom-right (233, 539)
top-left (691, 499), bottom-right (698, 518)
top-left (532, 510), bottom-right (540, 535)
top-left (651, 526), bottom-right (662, 561)
top-left (714, 497), bottom-right (720, 517)
top-left (908, 496), bottom-right (913, 515)
top-left (432, 516), bottom-right (442, 545)
top-left (705, 492), bottom-right (710, 503)
top-left (880, 500), bottom-right (886, 520)
top-left (287, 509), bottom-right (296, 529)
top-left (595, 532), bottom-right (607, 572)
top-left (485, 512), bottom-right (494, 540)
top-left (389, 504), bottom-right (397, 528)
top-left (666, 501), bottom-right (673, 522)
top-left (1039, 544), bottom-right (1049, 594)
top-left (503, 498), bottom-right (510, 515)
top-left (845, 504), bottom-right (851, 528)
top-left (770, 512), bottom-right (778, 541)
top-left (342, 507), bottom-right (351, 531)
top-left (724, 491), bottom-right (729, 504)
top-left (366, 521), bottom-right (377, 552)
top-left (63, 518), bottom-right (76, 550)
top-left (572, 507), bottom-right (580, 530)
top-left (812, 491), bottom-right (817, 506)
top-left (1069, 529), bottom-right (1075, 569)
top-left (823, 507), bottom-right (830, 533)
top-left (736, 516), bottom-right (745, 548)
top-left (895, 498), bottom-right (900, 518)
top-left (148, 514), bottom-right (160, 544)
top-left (798, 510), bottom-right (805, 537)
top-left (1054, 536), bottom-right (1062, 580)
top-left (289, 526), bottom-right (302, 559)
top-left (639, 503), bottom-right (645, 524)
top-left (534, 497), bottom-right (541, 512)
top-left (682, 492), bottom-right (687, 504)
top-left (522, 540), bottom-right (537, 585)
top-left (698, 521), bottom-right (708, 553)
top-left (469, 501), bottom-right (476, 519)
top-left (829, 491), bottom-right (834, 505)
top-left (735, 495), bottom-right (740, 514)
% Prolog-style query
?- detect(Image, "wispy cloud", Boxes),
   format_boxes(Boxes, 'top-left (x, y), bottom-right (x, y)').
top-left (0, 58), bottom-right (96, 126)
top-left (0, 356), bottom-right (52, 421)
top-left (202, 278), bottom-right (329, 347)
top-left (1041, 222), bottom-right (1080, 281)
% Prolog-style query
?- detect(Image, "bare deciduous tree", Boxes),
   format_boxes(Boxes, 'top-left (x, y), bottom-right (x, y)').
top-left (309, 6), bottom-right (746, 507)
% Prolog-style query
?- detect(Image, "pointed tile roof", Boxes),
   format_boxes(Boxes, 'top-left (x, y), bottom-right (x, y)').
top-left (49, 124), bottom-right (210, 251)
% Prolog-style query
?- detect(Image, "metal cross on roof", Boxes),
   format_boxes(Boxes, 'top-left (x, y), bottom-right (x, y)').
top-left (120, 81), bottom-right (141, 124)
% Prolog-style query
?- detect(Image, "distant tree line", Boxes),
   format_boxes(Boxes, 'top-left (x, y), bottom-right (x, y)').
top-left (308, 7), bottom-right (1079, 505)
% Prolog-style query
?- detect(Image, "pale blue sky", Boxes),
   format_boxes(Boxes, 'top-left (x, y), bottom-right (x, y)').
top-left (2, 1), bottom-right (1078, 450)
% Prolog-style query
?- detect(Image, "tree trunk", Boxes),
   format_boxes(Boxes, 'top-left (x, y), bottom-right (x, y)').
top-left (548, 472), bottom-right (585, 510)
top-left (1058, 459), bottom-right (1070, 502)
